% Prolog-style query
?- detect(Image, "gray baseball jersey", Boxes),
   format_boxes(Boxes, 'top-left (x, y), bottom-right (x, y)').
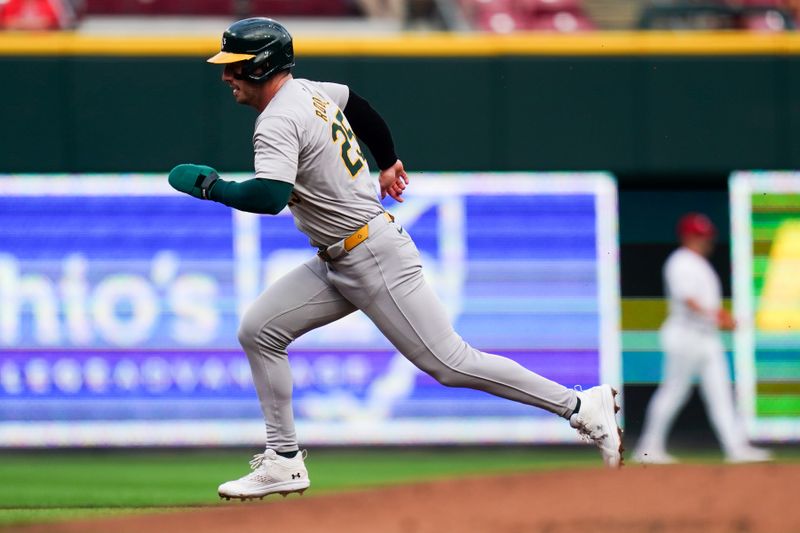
top-left (237, 77), bottom-right (578, 453)
top-left (253, 78), bottom-right (383, 246)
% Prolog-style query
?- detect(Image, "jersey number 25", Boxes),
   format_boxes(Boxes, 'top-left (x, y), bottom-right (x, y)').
top-left (331, 109), bottom-right (366, 178)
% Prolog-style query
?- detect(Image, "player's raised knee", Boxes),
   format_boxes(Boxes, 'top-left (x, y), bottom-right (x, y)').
top-left (236, 321), bottom-right (256, 350)
top-left (236, 307), bottom-right (266, 350)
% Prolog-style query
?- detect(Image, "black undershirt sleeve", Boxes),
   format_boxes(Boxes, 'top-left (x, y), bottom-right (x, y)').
top-left (343, 89), bottom-right (398, 171)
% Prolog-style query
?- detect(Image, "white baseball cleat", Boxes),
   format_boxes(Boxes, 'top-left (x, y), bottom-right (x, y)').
top-left (570, 385), bottom-right (624, 468)
top-left (725, 446), bottom-right (773, 464)
top-left (218, 449), bottom-right (310, 501)
top-left (632, 450), bottom-right (678, 465)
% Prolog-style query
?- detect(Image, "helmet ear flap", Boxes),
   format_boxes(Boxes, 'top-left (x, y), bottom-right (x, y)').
top-left (242, 50), bottom-right (272, 82)
top-left (242, 49), bottom-right (294, 83)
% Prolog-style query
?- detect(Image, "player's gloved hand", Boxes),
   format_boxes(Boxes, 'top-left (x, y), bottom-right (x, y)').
top-left (168, 164), bottom-right (220, 200)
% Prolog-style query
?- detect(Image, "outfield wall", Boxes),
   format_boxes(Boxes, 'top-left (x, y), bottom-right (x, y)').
top-left (1, 32), bottom-right (800, 177)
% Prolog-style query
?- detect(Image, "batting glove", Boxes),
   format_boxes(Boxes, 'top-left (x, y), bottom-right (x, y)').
top-left (168, 163), bottom-right (220, 200)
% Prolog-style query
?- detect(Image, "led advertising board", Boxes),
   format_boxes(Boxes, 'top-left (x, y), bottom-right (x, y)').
top-left (0, 173), bottom-right (620, 446)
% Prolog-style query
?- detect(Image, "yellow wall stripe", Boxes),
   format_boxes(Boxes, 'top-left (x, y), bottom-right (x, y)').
top-left (621, 297), bottom-right (734, 330)
top-left (622, 298), bottom-right (667, 330)
top-left (3, 31), bottom-right (800, 57)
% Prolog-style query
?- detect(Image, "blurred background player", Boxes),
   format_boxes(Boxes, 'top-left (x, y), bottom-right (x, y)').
top-left (634, 212), bottom-right (772, 464)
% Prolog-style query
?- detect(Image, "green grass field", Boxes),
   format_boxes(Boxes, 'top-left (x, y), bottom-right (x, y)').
top-left (2, 445), bottom-right (799, 528)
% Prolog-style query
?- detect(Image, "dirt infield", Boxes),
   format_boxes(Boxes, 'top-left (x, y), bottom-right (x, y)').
top-left (11, 463), bottom-right (800, 533)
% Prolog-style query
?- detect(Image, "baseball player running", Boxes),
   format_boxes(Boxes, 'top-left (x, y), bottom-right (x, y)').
top-left (169, 18), bottom-right (623, 500)
top-left (634, 213), bottom-right (772, 464)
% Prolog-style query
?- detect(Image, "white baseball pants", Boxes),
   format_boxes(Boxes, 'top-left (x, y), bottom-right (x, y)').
top-left (637, 319), bottom-right (750, 457)
top-left (237, 212), bottom-right (578, 451)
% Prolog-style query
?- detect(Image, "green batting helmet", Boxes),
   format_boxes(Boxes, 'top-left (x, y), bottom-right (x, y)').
top-left (207, 18), bottom-right (295, 83)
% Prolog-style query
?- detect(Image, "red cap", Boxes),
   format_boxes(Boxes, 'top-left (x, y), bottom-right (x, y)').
top-left (677, 212), bottom-right (717, 239)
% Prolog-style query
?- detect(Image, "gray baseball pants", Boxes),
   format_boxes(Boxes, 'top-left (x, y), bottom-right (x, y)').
top-left (237, 212), bottom-right (579, 451)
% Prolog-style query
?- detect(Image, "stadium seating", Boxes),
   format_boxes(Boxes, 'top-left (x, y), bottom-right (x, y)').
top-left (248, 0), bottom-right (355, 16)
top-left (733, 0), bottom-right (798, 29)
top-left (523, 0), bottom-right (596, 30)
top-left (83, 0), bottom-right (355, 16)
top-left (469, 0), bottom-right (527, 32)
top-left (526, 10), bottom-right (595, 30)
top-left (637, 0), bottom-right (796, 30)
top-left (734, 0), bottom-right (787, 6)
top-left (0, 0), bottom-right (77, 29)
top-left (85, 0), bottom-right (226, 15)
top-left (464, 0), bottom-right (596, 32)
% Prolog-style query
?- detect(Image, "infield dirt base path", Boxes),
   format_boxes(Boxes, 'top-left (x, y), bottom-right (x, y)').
top-left (12, 463), bottom-right (800, 533)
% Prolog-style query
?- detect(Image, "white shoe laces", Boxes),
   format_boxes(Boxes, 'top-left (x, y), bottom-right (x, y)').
top-left (249, 452), bottom-right (271, 471)
top-left (248, 449), bottom-right (306, 471)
